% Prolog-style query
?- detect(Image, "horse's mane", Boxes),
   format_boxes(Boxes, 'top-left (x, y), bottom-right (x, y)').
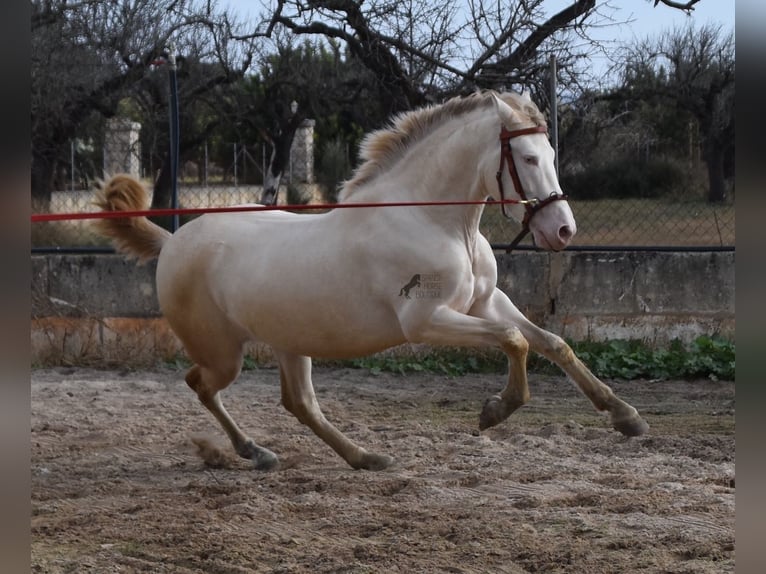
top-left (339, 90), bottom-right (546, 200)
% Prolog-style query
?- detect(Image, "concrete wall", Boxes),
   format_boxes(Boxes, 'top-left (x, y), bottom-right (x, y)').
top-left (31, 251), bottom-right (734, 366)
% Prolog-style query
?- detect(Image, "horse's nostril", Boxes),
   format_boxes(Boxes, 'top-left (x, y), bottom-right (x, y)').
top-left (559, 225), bottom-right (573, 241)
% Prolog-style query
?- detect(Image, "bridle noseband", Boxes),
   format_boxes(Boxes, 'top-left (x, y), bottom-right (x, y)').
top-left (495, 125), bottom-right (567, 250)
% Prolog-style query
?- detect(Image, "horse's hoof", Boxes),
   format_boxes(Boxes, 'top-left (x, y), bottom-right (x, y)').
top-left (479, 395), bottom-right (507, 430)
top-left (252, 449), bottom-right (279, 471)
top-left (613, 415), bottom-right (650, 437)
top-left (238, 440), bottom-right (279, 471)
top-left (356, 452), bottom-right (395, 471)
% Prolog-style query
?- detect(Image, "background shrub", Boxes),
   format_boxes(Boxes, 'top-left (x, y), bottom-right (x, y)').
top-left (561, 157), bottom-right (686, 200)
top-left (317, 138), bottom-right (352, 203)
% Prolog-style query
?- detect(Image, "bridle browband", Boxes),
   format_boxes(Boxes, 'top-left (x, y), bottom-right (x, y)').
top-left (495, 125), bottom-right (568, 250)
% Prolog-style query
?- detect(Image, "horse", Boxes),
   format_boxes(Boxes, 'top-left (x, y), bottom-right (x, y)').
top-left (94, 90), bottom-right (648, 472)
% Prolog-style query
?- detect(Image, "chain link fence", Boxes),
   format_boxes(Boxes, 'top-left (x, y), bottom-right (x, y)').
top-left (481, 197), bottom-right (734, 250)
top-left (32, 131), bottom-right (734, 252)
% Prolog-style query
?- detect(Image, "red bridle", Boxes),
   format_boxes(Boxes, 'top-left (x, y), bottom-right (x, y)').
top-left (495, 125), bottom-right (568, 249)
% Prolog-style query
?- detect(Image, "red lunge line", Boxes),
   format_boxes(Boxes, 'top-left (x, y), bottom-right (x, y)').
top-left (31, 198), bottom-right (531, 223)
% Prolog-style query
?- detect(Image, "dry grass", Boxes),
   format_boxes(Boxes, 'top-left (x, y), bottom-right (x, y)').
top-left (481, 198), bottom-right (735, 248)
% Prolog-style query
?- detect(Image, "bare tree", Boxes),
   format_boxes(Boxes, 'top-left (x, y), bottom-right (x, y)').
top-left (31, 0), bottom-right (252, 209)
top-left (31, 0), bottom-right (710, 210)
top-left (215, 36), bottom-right (389, 205)
top-left (218, 0), bottom-right (710, 199)
top-left (620, 23), bottom-right (734, 202)
top-left (242, 1), bottom-right (711, 105)
top-left (244, 0), bottom-right (599, 111)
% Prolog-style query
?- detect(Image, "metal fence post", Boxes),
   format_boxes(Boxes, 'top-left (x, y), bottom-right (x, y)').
top-left (550, 54), bottom-right (559, 176)
top-left (70, 140), bottom-right (75, 192)
top-left (168, 42), bottom-right (180, 232)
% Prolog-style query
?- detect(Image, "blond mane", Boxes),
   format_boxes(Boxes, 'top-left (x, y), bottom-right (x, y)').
top-left (340, 90), bottom-right (546, 199)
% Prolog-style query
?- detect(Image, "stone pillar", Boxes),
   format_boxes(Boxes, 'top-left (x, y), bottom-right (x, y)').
top-left (103, 118), bottom-right (141, 177)
top-left (289, 119), bottom-right (315, 183)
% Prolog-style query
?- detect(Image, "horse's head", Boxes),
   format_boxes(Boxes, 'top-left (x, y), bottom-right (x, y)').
top-left (488, 92), bottom-right (576, 251)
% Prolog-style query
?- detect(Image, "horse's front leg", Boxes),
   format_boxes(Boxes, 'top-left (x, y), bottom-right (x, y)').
top-left (276, 351), bottom-right (394, 471)
top-left (401, 305), bottom-right (531, 430)
top-left (525, 327), bottom-right (649, 436)
top-left (477, 330), bottom-right (530, 431)
top-left (481, 289), bottom-right (649, 437)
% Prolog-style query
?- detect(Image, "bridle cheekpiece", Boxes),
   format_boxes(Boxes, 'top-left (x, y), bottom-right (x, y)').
top-left (495, 124), bottom-right (568, 250)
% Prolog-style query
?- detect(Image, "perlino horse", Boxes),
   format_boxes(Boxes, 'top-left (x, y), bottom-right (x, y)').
top-left (94, 90), bottom-right (648, 471)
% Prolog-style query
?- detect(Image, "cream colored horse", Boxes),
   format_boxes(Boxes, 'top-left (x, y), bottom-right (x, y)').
top-left (95, 90), bottom-right (648, 471)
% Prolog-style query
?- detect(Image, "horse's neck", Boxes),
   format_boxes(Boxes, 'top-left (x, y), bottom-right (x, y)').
top-left (351, 113), bottom-right (492, 236)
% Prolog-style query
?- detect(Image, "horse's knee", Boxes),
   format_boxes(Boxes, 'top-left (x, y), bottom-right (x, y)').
top-left (509, 327), bottom-right (529, 352)
top-left (501, 327), bottom-right (528, 358)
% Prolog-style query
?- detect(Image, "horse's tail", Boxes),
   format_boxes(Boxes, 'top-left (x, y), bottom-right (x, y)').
top-left (93, 174), bottom-right (172, 263)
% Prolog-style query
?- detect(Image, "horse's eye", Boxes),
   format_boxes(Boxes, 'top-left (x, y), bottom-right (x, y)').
top-left (523, 156), bottom-right (538, 166)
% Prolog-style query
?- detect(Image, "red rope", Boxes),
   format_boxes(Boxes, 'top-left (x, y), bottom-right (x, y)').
top-left (31, 198), bottom-right (530, 223)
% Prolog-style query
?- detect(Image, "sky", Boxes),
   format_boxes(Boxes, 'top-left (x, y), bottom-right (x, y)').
top-left (223, 0), bottom-right (735, 81)
top-left (551, 0), bottom-right (736, 82)
top-left (571, 0), bottom-right (734, 41)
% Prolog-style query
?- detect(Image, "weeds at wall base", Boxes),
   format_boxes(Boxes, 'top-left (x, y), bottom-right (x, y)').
top-left (31, 319), bottom-right (734, 382)
top-left (311, 337), bottom-right (734, 381)
top-left (162, 337), bottom-right (734, 381)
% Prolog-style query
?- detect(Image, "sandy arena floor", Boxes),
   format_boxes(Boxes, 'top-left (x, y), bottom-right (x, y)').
top-left (31, 367), bottom-right (735, 573)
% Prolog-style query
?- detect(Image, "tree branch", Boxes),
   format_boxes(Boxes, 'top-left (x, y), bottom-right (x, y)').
top-left (653, 0), bottom-right (702, 12)
top-left (476, 0), bottom-right (597, 82)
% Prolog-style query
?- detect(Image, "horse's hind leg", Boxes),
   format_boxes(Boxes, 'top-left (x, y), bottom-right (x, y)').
top-left (185, 364), bottom-right (279, 470)
top-left (277, 351), bottom-right (394, 471)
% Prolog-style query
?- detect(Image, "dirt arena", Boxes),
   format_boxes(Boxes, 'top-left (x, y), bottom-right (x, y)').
top-left (31, 367), bottom-right (735, 573)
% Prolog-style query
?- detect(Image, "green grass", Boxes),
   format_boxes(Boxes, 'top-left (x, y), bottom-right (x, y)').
top-left (571, 336), bottom-right (735, 381)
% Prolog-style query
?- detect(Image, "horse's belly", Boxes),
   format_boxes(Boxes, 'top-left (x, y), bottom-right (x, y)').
top-left (237, 301), bottom-right (407, 359)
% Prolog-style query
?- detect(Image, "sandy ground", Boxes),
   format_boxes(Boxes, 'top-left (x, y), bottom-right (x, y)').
top-left (31, 367), bottom-right (734, 573)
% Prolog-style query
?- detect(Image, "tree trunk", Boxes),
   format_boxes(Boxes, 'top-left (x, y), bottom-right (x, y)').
top-left (150, 153), bottom-right (175, 230)
top-left (260, 145), bottom-right (283, 206)
top-left (31, 151), bottom-right (57, 213)
top-left (703, 141), bottom-right (728, 203)
top-left (261, 126), bottom-right (298, 205)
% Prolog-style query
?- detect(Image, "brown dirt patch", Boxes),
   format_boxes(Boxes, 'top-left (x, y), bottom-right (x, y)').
top-left (32, 367), bottom-right (734, 573)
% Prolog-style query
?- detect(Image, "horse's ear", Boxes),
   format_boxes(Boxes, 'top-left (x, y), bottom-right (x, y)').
top-left (520, 88), bottom-right (533, 102)
top-left (492, 94), bottom-right (520, 128)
